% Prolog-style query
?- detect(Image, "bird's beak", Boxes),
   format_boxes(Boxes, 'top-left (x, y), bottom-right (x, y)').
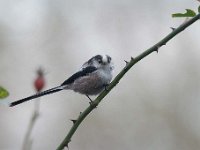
top-left (102, 55), bottom-right (108, 65)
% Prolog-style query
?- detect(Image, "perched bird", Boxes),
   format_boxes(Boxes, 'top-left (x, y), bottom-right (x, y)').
top-left (10, 55), bottom-right (114, 107)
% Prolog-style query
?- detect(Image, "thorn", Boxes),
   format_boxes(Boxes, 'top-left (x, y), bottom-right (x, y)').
top-left (131, 57), bottom-right (134, 61)
top-left (65, 143), bottom-right (69, 149)
top-left (155, 46), bottom-right (159, 53)
top-left (89, 101), bottom-right (97, 108)
top-left (170, 27), bottom-right (176, 31)
top-left (64, 140), bottom-right (71, 150)
top-left (124, 60), bottom-right (129, 65)
top-left (155, 48), bottom-right (158, 53)
top-left (70, 119), bottom-right (77, 124)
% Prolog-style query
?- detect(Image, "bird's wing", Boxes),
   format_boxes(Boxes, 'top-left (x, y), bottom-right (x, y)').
top-left (61, 66), bottom-right (97, 85)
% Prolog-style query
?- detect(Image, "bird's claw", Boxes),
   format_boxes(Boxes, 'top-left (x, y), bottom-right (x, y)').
top-left (104, 84), bottom-right (109, 91)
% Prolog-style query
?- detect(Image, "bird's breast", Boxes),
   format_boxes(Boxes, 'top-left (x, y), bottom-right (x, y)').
top-left (70, 71), bottom-right (112, 95)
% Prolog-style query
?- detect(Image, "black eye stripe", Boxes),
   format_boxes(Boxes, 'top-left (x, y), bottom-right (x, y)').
top-left (87, 55), bottom-right (112, 64)
top-left (94, 55), bottom-right (102, 60)
top-left (87, 55), bottom-right (102, 64)
top-left (97, 59), bottom-right (102, 63)
top-left (107, 55), bottom-right (111, 63)
top-left (93, 55), bottom-right (103, 63)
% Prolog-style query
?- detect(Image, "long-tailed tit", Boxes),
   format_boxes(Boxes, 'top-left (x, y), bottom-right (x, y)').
top-left (10, 55), bottom-right (113, 107)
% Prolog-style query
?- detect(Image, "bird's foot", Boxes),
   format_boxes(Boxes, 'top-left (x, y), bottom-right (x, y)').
top-left (103, 84), bottom-right (109, 91)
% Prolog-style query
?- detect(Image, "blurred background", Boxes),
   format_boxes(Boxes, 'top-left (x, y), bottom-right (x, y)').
top-left (0, 0), bottom-right (200, 150)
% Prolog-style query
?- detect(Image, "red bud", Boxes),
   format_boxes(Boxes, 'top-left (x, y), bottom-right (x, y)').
top-left (34, 68), bottom-right (45, 92)
top-left (34, 77), bottom-right (45, 92)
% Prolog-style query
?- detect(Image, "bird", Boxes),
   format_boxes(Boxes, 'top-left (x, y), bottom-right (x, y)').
top-left (9, 55), bottom-right (114, 107)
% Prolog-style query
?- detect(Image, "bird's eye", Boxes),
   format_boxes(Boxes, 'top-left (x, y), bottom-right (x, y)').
top-left (97, 59), bottom-right (102, 64)
top-left (107, 56), bottom-right (111, 63)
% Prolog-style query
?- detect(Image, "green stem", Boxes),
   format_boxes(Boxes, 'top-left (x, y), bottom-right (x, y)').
top-left (57, 13), bottom-right (200, 150)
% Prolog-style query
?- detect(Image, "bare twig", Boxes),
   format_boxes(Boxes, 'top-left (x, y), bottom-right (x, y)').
top-left (22, 100), bottom-right (40, 150)
top-left (22, 68), bottom-right (45, 150)
top-left (57, 13), bottom-right (200, 150)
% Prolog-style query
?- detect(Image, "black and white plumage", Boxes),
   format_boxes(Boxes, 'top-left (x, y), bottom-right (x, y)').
top-left (10, 55), bottom-right (113, 107)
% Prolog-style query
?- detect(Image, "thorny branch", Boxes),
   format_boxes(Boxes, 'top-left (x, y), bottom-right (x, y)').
top-left (57, 13), bottom-right (200, 150)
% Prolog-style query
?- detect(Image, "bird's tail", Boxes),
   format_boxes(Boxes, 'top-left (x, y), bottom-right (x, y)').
top-left (9, 86), bottom-right (65, 107)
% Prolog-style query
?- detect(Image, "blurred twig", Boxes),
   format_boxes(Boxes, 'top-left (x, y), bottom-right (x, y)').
top-left (22, 100), bottom-right (40, 150)
top-left (57, 13), bottom-right (200, 150)
top-left (22, 68), bottom-right (45, 150)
